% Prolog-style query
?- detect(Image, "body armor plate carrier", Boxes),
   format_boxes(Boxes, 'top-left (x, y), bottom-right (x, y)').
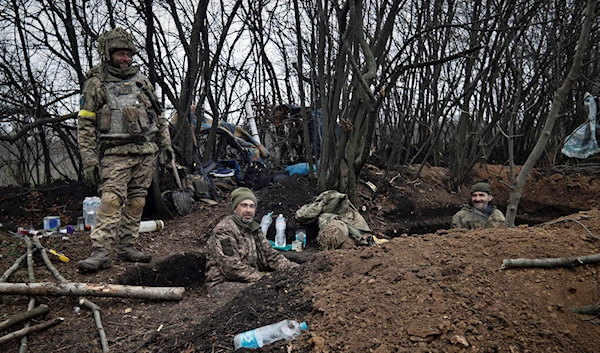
top-left (97, 72), bottom-right (159, 141)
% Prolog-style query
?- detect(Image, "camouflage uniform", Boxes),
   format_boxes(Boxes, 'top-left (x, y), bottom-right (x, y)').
top-left (77, 28), bottom-right (171, 271)
top-left (451, 205), bottom-right (506, 230)
top-left (205, 215), bottom-right (297, 287)
top-left (296, 190), bottom-right (372, 250)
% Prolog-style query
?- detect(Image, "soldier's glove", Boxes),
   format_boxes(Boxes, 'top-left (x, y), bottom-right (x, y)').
top-left (83, 165), bottom-right (100, 186)
top-left (161, 144), bottom-right (175, 164)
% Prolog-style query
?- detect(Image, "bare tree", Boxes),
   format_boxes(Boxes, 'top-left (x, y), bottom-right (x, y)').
top-left (505, 0), bottom-right (594, 226)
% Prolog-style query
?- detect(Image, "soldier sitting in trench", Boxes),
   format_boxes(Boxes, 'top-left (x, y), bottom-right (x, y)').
top-left (204, 187), bottom-right (298, 292)
top-left (451, 182), bottom-right (506, 230)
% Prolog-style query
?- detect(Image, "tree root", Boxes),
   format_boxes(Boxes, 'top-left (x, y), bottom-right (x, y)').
top-left (538, 217), bottom-right (600, 241)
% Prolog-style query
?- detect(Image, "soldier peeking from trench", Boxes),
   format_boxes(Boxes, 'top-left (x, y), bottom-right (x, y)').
top-left (205, 187), bottom-right (298, 291)
top-left (451, 182), bottom-right (506, 230)
top-left (76, 27), bottom-right (174, 273)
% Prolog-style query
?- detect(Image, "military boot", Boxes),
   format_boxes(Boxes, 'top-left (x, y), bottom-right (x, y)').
top-left (115, 245), bottom-right (151, 263)
top-left (78, 247), bottom-right (111, 273)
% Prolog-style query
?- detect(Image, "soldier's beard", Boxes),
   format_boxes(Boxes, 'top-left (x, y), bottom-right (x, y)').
top-left (234, 212), bottom-right (254, 224)
top-left (241, 217), bottom-right (253, 224)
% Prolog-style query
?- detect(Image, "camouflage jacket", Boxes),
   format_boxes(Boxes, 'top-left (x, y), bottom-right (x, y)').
top-left (205, 215), bottom-right (297, 287)
top-left (296, 190), bottom-right (371, 245)
top-left (77, 63), bottom-right (171, 169)
top-left (451, 204), bottom-right (506, 230)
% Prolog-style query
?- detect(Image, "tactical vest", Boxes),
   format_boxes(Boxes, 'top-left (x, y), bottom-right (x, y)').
top-left (96, 72), bottom-right (159, 141)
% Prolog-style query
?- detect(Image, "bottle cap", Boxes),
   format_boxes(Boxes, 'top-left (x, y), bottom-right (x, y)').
top-left (300, 322), bottom-right (308, 330)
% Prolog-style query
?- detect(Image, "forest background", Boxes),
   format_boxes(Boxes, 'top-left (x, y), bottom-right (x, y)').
top-left (0, 0), bottom-right (598, 207)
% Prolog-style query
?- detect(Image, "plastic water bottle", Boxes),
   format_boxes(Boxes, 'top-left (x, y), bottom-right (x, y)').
top-left (275, 214), bottom-right (286, 247)
top-left (260, 212), bottom-right (273, 235)
top-left (233, 319), bottom-right (307, 350)
top-left (83, 196), bottom-right (101, 228)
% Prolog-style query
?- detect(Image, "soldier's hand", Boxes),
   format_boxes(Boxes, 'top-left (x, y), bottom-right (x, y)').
top-left (83, 165), bottom-right (100, 186)
top-left (161, 144), bottom-right (175, 164)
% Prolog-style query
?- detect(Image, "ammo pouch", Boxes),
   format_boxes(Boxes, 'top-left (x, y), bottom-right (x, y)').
top-left (122, 106), bottom-right (151, 136)
top-left (97, 104), bottom-right (111, 132)
top-left (97, 74), bottom-right (159, 140)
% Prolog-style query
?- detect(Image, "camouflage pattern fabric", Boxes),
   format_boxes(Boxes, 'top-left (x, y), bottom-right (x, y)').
top-left (78, 63), bottom-right (171, 170)
top-left (451, 205), bottom-right (506, 230)
top-left (317, 219), bottom-right (351, 250)
top-left (205, 215), bottom-right (297, 287)
top-left (90, 153), bottom-right (155, 249)
top-left (78, 63), bottom-right (171, 250)
top-left (296, 190), bottom-right (371, 247)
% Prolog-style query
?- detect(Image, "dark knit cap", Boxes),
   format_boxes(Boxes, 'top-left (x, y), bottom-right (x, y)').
top-left (231, 187), bottom-right (257, 210)
top-left (471, 182), bottom-right (493, 195)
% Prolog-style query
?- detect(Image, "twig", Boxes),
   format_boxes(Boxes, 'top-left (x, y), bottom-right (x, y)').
top-left (538, 217), bottom-right (600, 240)
top-left (0, 305), bottom-right (50, 333)
top-left (0, 252), bottom-right (33, 283)
top-left (0, 317), bottom-right (64, 345)
top-left (501, 253), bottom-right (600, 269)
top-left (20, 236), bottom-right (37, 353)
top-left (31, 237), bottom-right (67, 282)
top-left (32, 237), bottom-right (109, 353)
top-left (79, 298), bottom-right (109, 353)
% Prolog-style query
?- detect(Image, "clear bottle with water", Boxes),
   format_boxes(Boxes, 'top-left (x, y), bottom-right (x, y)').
top-left (233, 319), bottom-right (308, 350)
top-left (260, 212), bottom-right (273, 235)
top-left (275, 214), bottom-right (286, 247)
top-left (83, 196), bottom-right (101, 228)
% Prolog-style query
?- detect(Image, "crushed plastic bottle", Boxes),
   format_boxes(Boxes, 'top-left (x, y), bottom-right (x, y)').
top-left (275, 214), bottom-right (286, 247)
top-left (260, 212), bottom-right (273, 235)
top-left (233, 319), bottom-right (308, 350)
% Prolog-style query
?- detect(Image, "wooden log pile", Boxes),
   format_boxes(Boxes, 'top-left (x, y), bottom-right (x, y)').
top-left (0, 233), bottom-right (186, 352)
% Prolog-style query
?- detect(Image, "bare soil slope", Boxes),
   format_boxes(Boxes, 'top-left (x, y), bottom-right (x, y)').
top-left (1, 164), bottom-right (600, 353)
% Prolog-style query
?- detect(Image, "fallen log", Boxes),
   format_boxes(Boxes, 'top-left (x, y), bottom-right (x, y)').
top-left (501, 253), bottom-right (600, 270)
top-left (0, 304), bottom-right (50, 333)
top-left (0, 317), bottom-right (64, 345)
top-left (569, 302), bottom-right (600, 316)
top-left (0, 282), bottom-right (185, 301)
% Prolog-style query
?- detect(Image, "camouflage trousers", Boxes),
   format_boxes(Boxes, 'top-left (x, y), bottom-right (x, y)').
top-left (90, 153), bottom-right (155, 249)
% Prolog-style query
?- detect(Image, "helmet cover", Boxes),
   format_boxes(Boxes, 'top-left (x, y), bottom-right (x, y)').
top-left (97, 27), bottom-right (137, 61)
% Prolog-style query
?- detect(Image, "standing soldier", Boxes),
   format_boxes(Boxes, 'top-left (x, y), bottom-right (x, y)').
top-left (77, 28), bottom-right (174, 273)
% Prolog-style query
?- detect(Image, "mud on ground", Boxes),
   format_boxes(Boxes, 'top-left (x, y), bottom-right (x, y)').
top-left (1, 164), bottom-right (600, 352)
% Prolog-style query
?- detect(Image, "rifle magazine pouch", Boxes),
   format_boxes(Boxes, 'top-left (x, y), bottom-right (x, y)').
top-left (137, 93), bottom-right (156, 123)
top-left (122, 107), bottom-right (142, 136)
top-left (136, 105), bottom-right (150, 131)
top-left (97, 104), bottom-right (111, 132)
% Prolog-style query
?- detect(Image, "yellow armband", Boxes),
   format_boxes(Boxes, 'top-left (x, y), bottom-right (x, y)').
top-left (78, 109), bottom-right (96, 118)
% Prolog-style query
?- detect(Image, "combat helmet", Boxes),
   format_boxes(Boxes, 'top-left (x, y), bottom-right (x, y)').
top-left (97, 27), bottom-right (137, 61)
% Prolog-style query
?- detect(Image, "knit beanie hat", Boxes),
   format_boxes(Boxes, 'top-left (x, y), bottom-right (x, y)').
top-left (231, 187), bottom-right (257, 210)
top-left (470, 182), bottom-right (493, 195)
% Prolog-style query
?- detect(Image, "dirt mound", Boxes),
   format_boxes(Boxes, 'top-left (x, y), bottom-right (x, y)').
top-left (1, 165), bottom-right (600, 352)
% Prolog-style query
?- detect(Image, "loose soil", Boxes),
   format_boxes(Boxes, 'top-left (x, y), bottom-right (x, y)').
top-left (1, 163), bottom-right (600, 352)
